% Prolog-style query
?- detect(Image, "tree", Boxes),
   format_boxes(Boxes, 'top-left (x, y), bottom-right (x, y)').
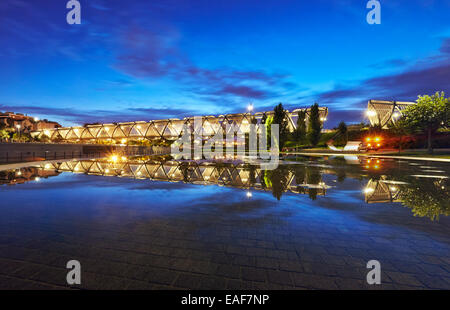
top-left (337, 121), bottom-right (348, 144)
top-left (308, 103), bottom-right (322, 146)
top-left (401, 91), bottom-right (449, 154)
top-left (265, 115), bottom-right (273, 150)
top-left (272, 103), bottom-right (289, 151)
top-left (0, 129), bottom-right (10, 142)
top-left (388, 119), bottom-right (409, 153)
top-left (295, 110), bottom-right (307, 144)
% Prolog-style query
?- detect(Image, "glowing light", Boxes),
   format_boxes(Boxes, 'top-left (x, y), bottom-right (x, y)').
top-left (35, 177), bottom-right (40, 182)
top-left (364, 187), bottom-right (374, 194)
top-left (375, 137), bottom-right (380, 142)
top-left (110, 155), bottom-right (118, 163)
top-left (246, 191), bottom-right (253, 198)
top-left (390, 186), bottom-right (397, 192)
top-left (247, 104), bottom-right (254, 112)
top-left (17, 171), bottom-right (22, 176)
top-left (374, 165), bottom-right (379, 169)
top-left (121, 156), bottom-right (127, 161)
top-left (366, 110), bottom-right (377, 117)
top-left (105, 169), bottom-right (110, 173)
top-left (34, 117), bottom-right (39, 122)
top-left (44, 164), bottom-right (51, 169)
top-left (366, 138), bottom-right (371, 142)
top-left (44, 130), bottom-right (51, 136)
top-left (121, 138), bottom-right (127, 144)
top-left (393, 112), bottom-right (401, 119)
top-left (16, 124), bottom-right (21, 129)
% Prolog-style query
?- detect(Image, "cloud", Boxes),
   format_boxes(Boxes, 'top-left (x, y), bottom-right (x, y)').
top-left (318, 37), bottom-right (450, 105)
top-left (114, 26), bottom-right (293, 100)
top-left (0, 104), bottom-right (199, 125)
top-left (368, 58), bottom-right (409, 70)
top-left (440, 38), bottom-right (450, 54)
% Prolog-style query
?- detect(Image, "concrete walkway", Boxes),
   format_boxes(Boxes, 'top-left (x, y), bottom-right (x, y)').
top-left (287, 152), bottom-right (450, 163)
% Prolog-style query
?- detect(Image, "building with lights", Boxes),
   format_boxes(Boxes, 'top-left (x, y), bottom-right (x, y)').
top-left (0, 112), bottom-right (61, 133)
top-left (366, 100), bottom-right (415, 128)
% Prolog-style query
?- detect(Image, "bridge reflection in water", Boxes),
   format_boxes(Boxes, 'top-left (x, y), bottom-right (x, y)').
top-left (1, 156), bottom-right (448, 220)
top-left (37, 158), bottom-right (330, 198)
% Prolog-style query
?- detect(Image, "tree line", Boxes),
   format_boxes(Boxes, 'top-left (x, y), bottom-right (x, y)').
top-left (265, 102), bottom-right (323, 151)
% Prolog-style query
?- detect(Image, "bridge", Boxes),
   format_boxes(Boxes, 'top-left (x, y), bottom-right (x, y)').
top-left (366, 100), bottom-right (415, 128)
top-left (30, 107), bottom-right (328, 143)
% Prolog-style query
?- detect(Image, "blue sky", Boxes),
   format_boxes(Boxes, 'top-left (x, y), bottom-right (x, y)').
top-left (0, 0), bottom-right (449, 128)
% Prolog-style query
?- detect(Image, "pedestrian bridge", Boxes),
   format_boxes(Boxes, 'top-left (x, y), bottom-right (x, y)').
top-left (30, 107), bottom-right (328, 143)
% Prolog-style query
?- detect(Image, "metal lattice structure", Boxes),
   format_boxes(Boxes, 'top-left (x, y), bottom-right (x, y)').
top-left (39, 159), bottom-right (329, 196)
top-left (366, 100), bottom-right (415, 128)
top-left (364, 177), bottom-right (402, 203)
top-left (31, 107), bottom-right (328, 143)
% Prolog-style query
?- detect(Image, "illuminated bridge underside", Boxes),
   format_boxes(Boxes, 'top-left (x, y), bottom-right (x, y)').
top-left (367, 100), bottom-right (415, 128)
top-left (41, 160), bottom-right (328, 196)
top-left (31, 108), bottom-right (328, 142)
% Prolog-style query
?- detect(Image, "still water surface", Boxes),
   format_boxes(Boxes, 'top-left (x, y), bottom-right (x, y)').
top-left (0, 155), bottom-right (449, 289)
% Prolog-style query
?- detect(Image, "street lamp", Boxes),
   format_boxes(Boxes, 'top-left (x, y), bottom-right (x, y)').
top-left (247, 104), bottom-right (254, 113)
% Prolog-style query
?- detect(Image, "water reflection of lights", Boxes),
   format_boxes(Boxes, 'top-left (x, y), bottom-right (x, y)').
top-left (35, 177), bottom-right (40, 182)
top-left (246, 191), bottom-right (253, 198)
top-left (364, 158), bottom-right (382, 170)
top-left (411, 175), bottom-right (448, 179)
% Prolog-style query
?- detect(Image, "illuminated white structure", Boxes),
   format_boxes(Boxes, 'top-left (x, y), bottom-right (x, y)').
top-left (366, 100), bottom-right (415, 128)
top-left (31, 107), bottom-right (328, 143)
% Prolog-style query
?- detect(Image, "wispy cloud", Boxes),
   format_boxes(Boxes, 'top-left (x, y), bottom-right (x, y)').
top-left (0, 104), bottom-right (199, 125)
top-left (114, 26), bottom-right (294, 100)
top-left (318, 37), bottom-right (450, 104)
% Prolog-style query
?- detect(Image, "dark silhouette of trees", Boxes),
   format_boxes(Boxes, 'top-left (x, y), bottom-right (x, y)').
top-left (308, 103), bottom-right (322, 146)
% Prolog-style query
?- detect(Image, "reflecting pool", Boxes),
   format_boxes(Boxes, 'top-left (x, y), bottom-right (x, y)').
top-left (0, 155), bottom-right (449, 289)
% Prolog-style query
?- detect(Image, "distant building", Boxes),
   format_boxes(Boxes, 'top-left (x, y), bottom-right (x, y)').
top-left (0, 111), bottom-right (61, 133)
